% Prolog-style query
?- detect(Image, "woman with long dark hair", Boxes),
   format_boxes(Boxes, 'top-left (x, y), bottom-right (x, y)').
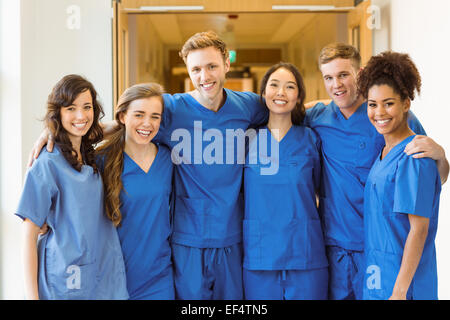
top-left (16, 74), bottom-right (128, 300)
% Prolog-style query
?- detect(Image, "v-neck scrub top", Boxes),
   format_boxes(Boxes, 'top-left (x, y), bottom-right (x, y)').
top-left (305, 102), bottom-right (426, 251)
top-left (15, 146), bottom-right (128, 300)
top-left (97, 145), bottom-right (174, 299)
top-left (118, 146), bottom-right (173, 299)
top-left (158, 90), bottom-right (267, 248)
top-left (243, 125), bottom-right (328, 270)
top-left (363, 135), bottom-right (440, 300)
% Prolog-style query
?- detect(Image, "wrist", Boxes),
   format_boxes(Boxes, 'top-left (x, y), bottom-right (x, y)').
top-left (391, 286), bottom-right (408, 299)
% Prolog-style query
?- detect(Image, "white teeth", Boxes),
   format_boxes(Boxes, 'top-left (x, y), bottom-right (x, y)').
top-left (274, 100), bottom-right (287, 105)
top-left (73, 123), bottom-right (87, 128)
top-left (376, 119), bottom-right (391, 125)
top-left (136, 129), bottom-right (150, 136)
top-left (335, 91), bottom-right (345, 96)
top-left (202, 83), bottom-right (214, 88)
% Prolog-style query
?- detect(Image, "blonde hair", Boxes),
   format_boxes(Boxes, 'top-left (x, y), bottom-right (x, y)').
top-left (319, 43), bottom-right (362, 69)
top-left (96, 83), bottom-right (164, 226)
top-left (179, 30), bottom-right (229, 63)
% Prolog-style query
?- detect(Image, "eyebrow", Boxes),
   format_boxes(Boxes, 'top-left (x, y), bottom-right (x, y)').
top-left (269, 79), bottom-right (297, 85)
top-left (68, 102), bottom-right (92, 107)
top-left (368, 97), bottom-right (396, 102)
top-left (323, 71), bottom-right (349, 78)
top-left (132, 110), bottom-right (162, 115)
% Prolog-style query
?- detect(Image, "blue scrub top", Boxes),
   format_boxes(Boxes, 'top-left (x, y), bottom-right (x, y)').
top-left (15, 145), bottom-right (128, 300)
top-left (305, 101), bottom-right (426, 251)
top-left (157, 89), bottom-right (267, 248)
top-left (114, 145), bottom-right (173, 299)
top-left (243, 125), bottom-right (328, 270)
top-left (363, 135), bottom-right (440, 300)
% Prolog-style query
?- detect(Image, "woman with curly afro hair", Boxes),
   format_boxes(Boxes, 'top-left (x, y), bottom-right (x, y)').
top-left (358, 52), bottom-right (441, 300)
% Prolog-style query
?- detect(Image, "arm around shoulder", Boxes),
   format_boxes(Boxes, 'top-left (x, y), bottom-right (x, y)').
top-left (404, 135), bottom-right (449, 184)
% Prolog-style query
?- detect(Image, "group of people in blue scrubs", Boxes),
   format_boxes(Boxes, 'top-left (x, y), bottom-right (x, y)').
top-left (20, 31), bottom-right (448, 300)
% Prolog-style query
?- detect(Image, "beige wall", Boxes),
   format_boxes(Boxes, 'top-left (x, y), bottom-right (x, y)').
top-left (129, 15), bottom-right (165, 87)
top-left (286, 13), bottom-right (347, 101)
top-left (0, 0), bottom-right (113, 299)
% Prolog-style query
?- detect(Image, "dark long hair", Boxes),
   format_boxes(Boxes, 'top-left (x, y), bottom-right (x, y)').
top-left (96, 83), bottom-right (165, 226)
top-left (260, 62), bottom-right (306, 125)
top-left (44, 74), bottom-right (104, 172)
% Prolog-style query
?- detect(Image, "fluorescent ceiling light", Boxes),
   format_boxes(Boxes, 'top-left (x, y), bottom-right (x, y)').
top-left (138, 6), bottom-right (204, 12)
top-left (272, 5), bottom-right (354, 11)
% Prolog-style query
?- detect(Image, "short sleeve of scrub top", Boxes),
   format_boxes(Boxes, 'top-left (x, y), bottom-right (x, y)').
top-left (393, 155), bottom-right (441, 218)
top-left (16, 157), bottom-right (57, 227)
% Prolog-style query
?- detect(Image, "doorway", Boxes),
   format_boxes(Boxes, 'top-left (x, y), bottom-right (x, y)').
top-left (113, 0), bottom-right (373, 108)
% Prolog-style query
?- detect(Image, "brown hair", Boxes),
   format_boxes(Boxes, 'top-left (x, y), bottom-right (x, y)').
top-left (357, 51), bottom-right (421, 101)
top-left (179, 30), bottom-right (229, 63)
top-left (319, 42), bottom-right (362, 70)
top-left (96, 83), bottom-right (165, 226)
top-left (45, 74), bottom-right (104, 173)
top-left (259, 62), bottom-right (306, 125)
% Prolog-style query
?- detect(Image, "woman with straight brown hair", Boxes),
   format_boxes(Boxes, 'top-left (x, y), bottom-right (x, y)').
top-left (96, 82), bottom-right (174, 300)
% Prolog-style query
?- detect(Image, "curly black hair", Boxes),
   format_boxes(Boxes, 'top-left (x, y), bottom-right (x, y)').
top-left (357, 51), bottom-right (421, 101)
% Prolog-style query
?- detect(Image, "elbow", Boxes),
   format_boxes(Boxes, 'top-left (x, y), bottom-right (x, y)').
top-left (411, 224), bottom-right (429, 242)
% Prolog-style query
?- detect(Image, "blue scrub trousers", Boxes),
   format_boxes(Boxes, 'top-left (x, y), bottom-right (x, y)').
top-left (243, 268), bottom-right (328, 300)
top-left (131, 266), bottom-right (175, 300)
top-left (171, 242), bottom-right (243, 300)
top-left (327, 246), bottom-right (364, 300)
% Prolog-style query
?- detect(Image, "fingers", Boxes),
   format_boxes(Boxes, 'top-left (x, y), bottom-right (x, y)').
top-left (411, 152), bottom-right (426, 159)
top-left (28, 131), bottom-right (53, 167)
top-left (46, 135), bottom-right (54, 153)
top-left (27, 150), bottom-right (35, 168)
top-left (38, 223), bottom-right (49, 235)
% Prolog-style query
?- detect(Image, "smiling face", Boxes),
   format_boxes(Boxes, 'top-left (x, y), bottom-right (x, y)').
top-left (320, 58), bottom-right (362, 116)
top-left (60, 89), bottom-right (94, 146)
top-left (119, 96), bottom-right (163, 146)
top-left (263, 67), bottom-right (299, 118)
top-left (186, 46), bottom-right (230, 107)
top-left (367, 84), bottom-right (410, 137)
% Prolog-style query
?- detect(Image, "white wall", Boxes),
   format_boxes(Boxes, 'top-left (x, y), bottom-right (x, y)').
top-left (373, 0), bottom-right (450, 299)
top-left (0, 0), bottom-right (24, 300)
top-left (0, 0), bottom-right (113, 299)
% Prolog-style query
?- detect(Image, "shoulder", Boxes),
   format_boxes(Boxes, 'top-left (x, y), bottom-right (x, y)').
top-left (94, 152), bottom-right (107, 173)
top-left (156, 143), bottom-right (173, 163)
top-left (157, 143), bottom-right (171, 156)
top-left (226, 89), bottom-right (259, 101)
top-left (398, 150), bottom-right (438, 177)
top-left (163, 92), bottom-right (192, 111)
top-left (305, 102), bottom-right (333, 123)
top-left (225, 89), bottom-right (261, 108)
top-left (406, 110), bottom-right (426, 135)
top-left (293, 125), bottom-right (321, 151)
top-left (29, 146), bottom-right (64, 174)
